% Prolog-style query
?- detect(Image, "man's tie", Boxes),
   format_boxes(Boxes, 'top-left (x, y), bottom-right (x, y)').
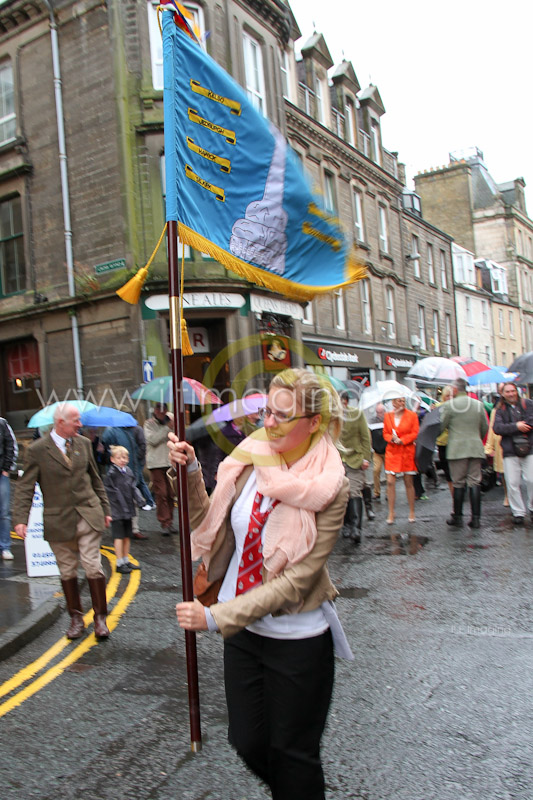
top-left (236, 492), bottom-right (279, 596)
top-left (64, 438), bottom-right (72, 462)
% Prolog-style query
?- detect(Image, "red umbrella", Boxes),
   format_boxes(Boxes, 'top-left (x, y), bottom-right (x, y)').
top-left (451, 356), bottom-right (490, 376)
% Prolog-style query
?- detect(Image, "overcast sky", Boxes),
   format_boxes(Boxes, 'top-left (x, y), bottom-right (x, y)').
top-left (288, 0), bottom-right (533, 215)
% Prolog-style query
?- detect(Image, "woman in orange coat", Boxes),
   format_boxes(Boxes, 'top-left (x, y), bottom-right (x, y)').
top-left (383, 396), bottom-right (419, 524)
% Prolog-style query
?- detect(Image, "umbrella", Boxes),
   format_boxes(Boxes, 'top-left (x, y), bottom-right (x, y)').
top-left (467, 366), bottom-right (516, 386)
top-left (451, 356), bottom-right (489, 376)
top-left (131, 376), bottom-right (222, 406)
top-left (407, 357), bottom-right (467, 383)
top-left (359, 380), bottom-right (419, 411)
top-left (415, 406), bottom-right (442, 473)
top-left (321, 374), bottom-right (363, 401)
top-left (27, 400), bottom-right (97, 428)
top-left (508, 352), bottom-right (533, 384)
top-left (80, 407), bottom-right (137, 427)
top-left (206, 393), bottom-right (267, 424)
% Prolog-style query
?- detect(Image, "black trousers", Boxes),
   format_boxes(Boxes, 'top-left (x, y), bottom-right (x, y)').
top-left (223, 628), bottom-right (334, 800)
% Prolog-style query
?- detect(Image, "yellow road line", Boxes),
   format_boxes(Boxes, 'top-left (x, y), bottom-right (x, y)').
top-left (0, 548), bottom-right (140, 715)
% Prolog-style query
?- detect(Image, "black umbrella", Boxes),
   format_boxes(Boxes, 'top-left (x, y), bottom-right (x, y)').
top-left (415, 407), bottom-right (441, 473)
top-left (508, 352), bottom-right (533, 384)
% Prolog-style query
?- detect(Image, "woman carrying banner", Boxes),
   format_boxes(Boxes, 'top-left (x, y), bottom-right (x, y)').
top-left (169, 368), bottom-right (350, 800)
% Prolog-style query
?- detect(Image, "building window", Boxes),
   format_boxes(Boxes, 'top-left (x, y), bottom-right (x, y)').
top-left (385, 287), bottom-right (395, 339)
top-left (352, 189), bottom-right (364, 242)
top-left (378, 205), bottom-right (389, 253)
top-left (492, 267), bottom-right (507, 295)
top-left (501, 350), bottom-right (506, 365)
top-left (243, 31), bottom-right (267, 114)
top-left (469, 342), bottom-right (475, 359)
top-left (427, 244), bottom-right (435, 284)
top-left (417, 305), bottom-right (426, 350)
top-left (498, 309), bottom-right (504, 334)
top-left (332, 108), bottom-right (343, 138)
top-left (432, 310), bottom-right (440, 353)
top-left (485, 344), bottom-right (491, 363)
top-left (280, 50), bottom-right (291, 101)
top-left (509, 310), bottom-right (515, 337)
top-left (344, 98), bottom-right (355, 146)
top-left (0, 62), bottom-right (16, 146)
top-left (411, 235), bottom-right (420, 278)
top-left (0, 195), bottom-right (25, 296)
top-left (465, 295), bottom-right (473, 325)
top-left (359, 129), bottom-right (371, 158)
top-left (481, 300), bottom-right (489, 329)
top-left (440, 250), bottom-right (448, 289)
top-left (315, 76), bottom-right (325, 124)
top-left (361, 280), bottom-right (372, 334)
top-left (445, 314), bottom-right (452, 355)
top-left (324, 171), bottom-right (337, 214)
top-left (148, 3), bottom-right (204, 90)
top-left (518, 229), bottom-right (523, 254)
top-left (371, 122), bottom-right (381, 166)
top-left (302, 300), bottom-right (313, 324)
top-left (335, 289), bottom-right (345, 330)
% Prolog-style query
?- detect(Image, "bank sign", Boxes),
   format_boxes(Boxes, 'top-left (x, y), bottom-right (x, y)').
top-left (308, 343), bottom-right (374, 368)
top-left (385, 355), bottom-right (415, 370)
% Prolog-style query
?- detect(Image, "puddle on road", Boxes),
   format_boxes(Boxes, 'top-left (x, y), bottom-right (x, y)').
top-left (361, 533), bottom-right (429, 556)
top-left (337, 586), bottom-right (369, 599)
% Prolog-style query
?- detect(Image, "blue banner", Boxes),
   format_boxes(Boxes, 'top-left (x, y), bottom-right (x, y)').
top-left (162, 9), bottom-right (364, 300)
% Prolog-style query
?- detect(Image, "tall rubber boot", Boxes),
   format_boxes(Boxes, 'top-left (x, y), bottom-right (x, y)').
top-left (468, 485), bottom-right (481, 528)
top-left (61, 578), bottom-right (85, 639)
top-left (88, 576), bottom-right (110, 639)
top-left (362, 485), bottom-right (375, 520)
top-left (351, 497), bottom-right (364, 544)
top-left (446, 488), bottom-right (465, 527)
top-left (342, 498), bottom-right (356, 538)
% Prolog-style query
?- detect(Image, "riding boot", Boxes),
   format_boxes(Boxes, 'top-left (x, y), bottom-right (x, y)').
top-left (61, 578), bottom-right (85, 639)
top-left (446, 487), bottom-right (465, 527)
top-left (362, 485), bottom-right (375, 520)
top-left (468, 485), bottom-right (481, 528)
top-left (342, 498), bottom-right (356, 538)
top-left (350, 497), bottom-right (364, 544)
top-left (88, 576), bottom-right (110, 639)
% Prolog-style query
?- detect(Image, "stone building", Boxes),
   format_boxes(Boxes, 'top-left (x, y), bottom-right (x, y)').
top-left (415, 147), bottom-right (531, 363)
top-left (0, 0), bottom-right (459, 434)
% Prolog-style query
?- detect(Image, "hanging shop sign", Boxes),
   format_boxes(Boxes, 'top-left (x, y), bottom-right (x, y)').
top-left (250, 294), bottom-right (304, 320)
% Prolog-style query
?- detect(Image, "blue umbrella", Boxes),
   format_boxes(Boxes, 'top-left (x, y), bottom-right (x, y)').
top-left (131, 376), bottom-right (221, 406)
top-left (80, 407), bottom-right (137, 427)
top-left (27, 400), bottom-right (97, 428)
top-left (468, 367), bottom-right (517, 385)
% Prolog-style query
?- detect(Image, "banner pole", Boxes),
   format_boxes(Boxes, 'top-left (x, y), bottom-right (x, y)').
top-left (168, 219), bottom-right (202, 752)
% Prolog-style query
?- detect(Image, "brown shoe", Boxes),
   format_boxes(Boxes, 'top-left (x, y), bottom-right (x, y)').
top-left (93, 614), bottom-right (110, 638)
top-left (66, 611), bottom-right (85, 640)
top-left (132, 532), bottom-right (148, 540)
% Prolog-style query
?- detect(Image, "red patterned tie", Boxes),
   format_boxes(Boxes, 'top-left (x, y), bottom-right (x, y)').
top-left (236, 492), bottom-right (280, 596)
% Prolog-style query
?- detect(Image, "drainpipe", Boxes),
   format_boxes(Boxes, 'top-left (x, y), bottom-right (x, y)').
top-left (43, 0), bottom-right (84, 398)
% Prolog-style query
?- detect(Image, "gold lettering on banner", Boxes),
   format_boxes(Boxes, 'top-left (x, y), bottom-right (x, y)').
top-left (308, 202), bottom-right (341, 229)
top-left (185, 164), bottom-right (226, 202)
top-left (190, 80), bottom-right (241, 116)
top-left (188, 108), bottom-right (236, 145)
top-left (302, 221), bottom-right (342, 252)
top-left (186, 137), bottom-right (231, 173)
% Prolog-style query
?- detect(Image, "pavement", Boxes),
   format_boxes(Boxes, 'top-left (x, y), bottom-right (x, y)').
top-left (0, 505), bottom-right (161, 662)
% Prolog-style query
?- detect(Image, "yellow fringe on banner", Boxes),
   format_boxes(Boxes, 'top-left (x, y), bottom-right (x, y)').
top-left (179, 245), bottom-right (194, 355)
top-left (116, 224), bottom-right (168, 305)
top-left (177, 223), bottom-right (366, 301)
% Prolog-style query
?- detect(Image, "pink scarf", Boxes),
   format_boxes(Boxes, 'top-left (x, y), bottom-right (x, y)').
top-left (191, 429), bottom-right (345, 576)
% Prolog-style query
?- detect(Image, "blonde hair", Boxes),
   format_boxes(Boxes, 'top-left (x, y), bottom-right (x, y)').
top-left (269, 368), bottom-right (343, 441)
top-left (441, 385), bottom-right (454, 401)
top-left (110, 445), bottom-right (129, 459)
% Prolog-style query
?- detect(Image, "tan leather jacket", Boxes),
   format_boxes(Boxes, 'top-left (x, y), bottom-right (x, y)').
top-left (183, 464), bottom-right (349, 639)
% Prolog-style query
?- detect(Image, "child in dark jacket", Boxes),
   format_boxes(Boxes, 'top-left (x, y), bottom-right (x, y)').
top-left (104, 446), bottom-right (145, 574)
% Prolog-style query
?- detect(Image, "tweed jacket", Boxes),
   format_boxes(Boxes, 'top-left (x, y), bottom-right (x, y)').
top-left (13, 433), bottom-right (111, 543)
top-left (440, 392), bottom-right (489, 461)
top-left (338, 408), bottom-right (372, 470)
top-left (144, 416), bottom-right (172, 469)
top-left (181, 463), bottom-right (349, 639)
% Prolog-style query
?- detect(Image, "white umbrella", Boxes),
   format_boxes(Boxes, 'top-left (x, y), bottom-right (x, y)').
top-left (407, 357), bottom-right (467, 383)
top-left (358, 380), bottom-right (421, 412)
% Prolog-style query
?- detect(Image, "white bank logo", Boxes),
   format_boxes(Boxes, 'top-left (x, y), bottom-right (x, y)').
top-left (317, 347), bottom-right (359, 364)
top-left (385, 356), bottom-right (414, 369)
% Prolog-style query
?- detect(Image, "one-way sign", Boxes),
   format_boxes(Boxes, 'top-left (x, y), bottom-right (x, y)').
top-left (142, 360), bottom-right (154, 383)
